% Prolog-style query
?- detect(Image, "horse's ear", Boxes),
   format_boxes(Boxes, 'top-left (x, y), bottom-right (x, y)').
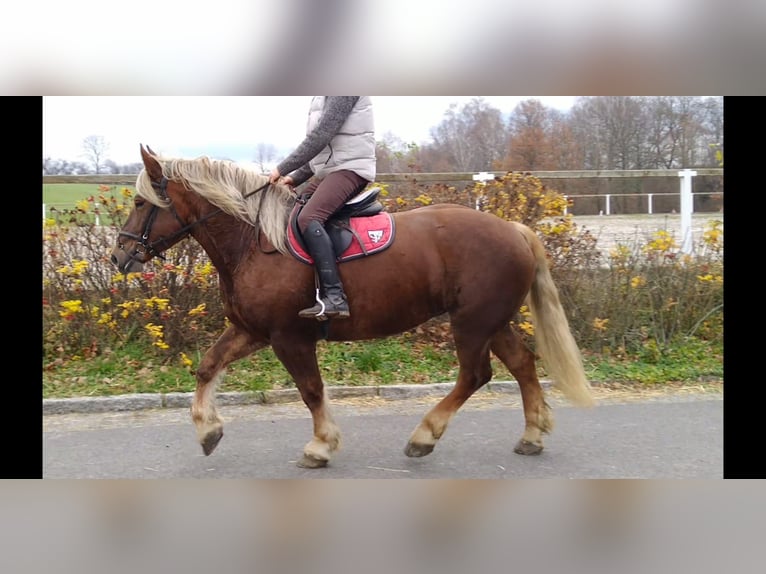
top-left (140, 144), bottom-right (162, 181)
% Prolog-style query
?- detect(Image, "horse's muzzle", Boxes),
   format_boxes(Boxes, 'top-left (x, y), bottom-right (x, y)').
top-left (110, 249), bottom-right (144, 274)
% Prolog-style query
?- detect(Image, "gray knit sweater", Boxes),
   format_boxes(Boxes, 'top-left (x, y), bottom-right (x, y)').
top-left (276, 96), bottom-right (360, 187)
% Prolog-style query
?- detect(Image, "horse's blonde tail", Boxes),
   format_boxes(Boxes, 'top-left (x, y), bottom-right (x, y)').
top-left (514, 222), bottom-right (595, 407)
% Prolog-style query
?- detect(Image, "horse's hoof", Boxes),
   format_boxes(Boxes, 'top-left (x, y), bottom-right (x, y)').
top-left (200, 428), bottom-right (223, 456)
top-left (404, 442), bottom-right (435, 458)
top-left (514, 439), bottom-right (543, 456)
top-left (297, 454), bottom-right (328, 468)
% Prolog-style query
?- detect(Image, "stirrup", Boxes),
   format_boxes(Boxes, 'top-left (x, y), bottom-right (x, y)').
top-left (298, 289), bottom-right (349, 321)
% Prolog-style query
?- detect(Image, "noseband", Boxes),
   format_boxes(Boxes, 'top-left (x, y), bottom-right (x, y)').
top-left (117, 177), bottom-right (271, 265)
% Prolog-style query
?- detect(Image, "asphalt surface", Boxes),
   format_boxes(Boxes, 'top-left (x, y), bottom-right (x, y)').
top-left (43, 383), bottom-right (723, 478)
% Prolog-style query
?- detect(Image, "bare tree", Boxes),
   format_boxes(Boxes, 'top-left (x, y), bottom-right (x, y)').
top-left (547, 110), bottom-right (583, 170)
top-left (253, 143), bottom-right (278, 172)
top-left (429, 98), bottom-right (507, 171)
top-left (643, 96), bottom-right (678, 168)
top-left (700, 97), bottom-right (724, 166)
top-left (503, 99), bottom-right (551, 170)
top-left (82, 135), bottom-right (110, 174)
top-left (569, 97), bottom-right (647, 170)
top-left (376, 133), bottom-right (422, 173)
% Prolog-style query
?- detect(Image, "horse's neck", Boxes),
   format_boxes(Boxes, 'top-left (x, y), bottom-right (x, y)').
top-left (190, 213), bottom-right (255, 275)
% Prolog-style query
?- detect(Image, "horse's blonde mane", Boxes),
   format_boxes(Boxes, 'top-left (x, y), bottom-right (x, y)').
top-left (134, 155), bottom-right (295, 254)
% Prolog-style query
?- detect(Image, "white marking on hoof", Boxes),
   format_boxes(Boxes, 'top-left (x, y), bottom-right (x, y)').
top-left (303, 437), bottom-right (332, 464)
top-left (408, 424), bottom-right (437, 450)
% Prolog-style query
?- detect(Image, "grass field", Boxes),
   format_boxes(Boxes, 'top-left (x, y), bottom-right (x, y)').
top-left (43, 183), bottom-right (135, 210)
top-left (43, 183), bottom-right (136, 225)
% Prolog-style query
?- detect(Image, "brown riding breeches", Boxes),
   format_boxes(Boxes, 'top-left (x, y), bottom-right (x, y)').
top-left (296, 170), bottom-right (369, 234)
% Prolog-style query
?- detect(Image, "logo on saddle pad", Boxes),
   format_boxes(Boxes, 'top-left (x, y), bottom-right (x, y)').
top-left (287, 212), bottom-right (396, 265)
top-left (368, 229), bottom-right (384, 243)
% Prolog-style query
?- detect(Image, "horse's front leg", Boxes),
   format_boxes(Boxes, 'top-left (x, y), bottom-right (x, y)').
top-left (192, 325), bottom-right (267, 456)
top-left (271, 339), bottom-right (341, 468)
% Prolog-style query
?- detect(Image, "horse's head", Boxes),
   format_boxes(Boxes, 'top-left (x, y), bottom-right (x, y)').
top-left (110, 145), bottom-right (192, 273)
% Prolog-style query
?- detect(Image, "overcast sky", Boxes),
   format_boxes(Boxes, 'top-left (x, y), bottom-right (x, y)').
top-left (42, 96), bottom-right (577, 165)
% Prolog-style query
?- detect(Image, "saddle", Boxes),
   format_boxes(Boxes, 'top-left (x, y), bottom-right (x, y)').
top-left (287, 187), bottom-right (396, 265)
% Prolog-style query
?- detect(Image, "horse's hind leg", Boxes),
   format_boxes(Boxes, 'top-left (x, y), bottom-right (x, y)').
top-left (192, 325), bottom-right (266, 456)
top-left (405, 332), bottom-right (493, 457)
top-left (490, 324), bottom-right (553, 455)
top-left (271, 340), bottom-right (341, 468)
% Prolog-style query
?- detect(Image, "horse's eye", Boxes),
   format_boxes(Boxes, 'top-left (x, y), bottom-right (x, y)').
top-left (134, 198), bottom-right (146, 207)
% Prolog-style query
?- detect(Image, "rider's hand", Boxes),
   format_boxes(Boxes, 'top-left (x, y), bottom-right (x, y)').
top-left (282, 175), bottom-right (294, 187)
top-left (269, 168), bottom-right (281, 184)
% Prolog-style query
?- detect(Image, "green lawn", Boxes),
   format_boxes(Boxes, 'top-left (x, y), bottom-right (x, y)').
top-left (43, 183), bottom-right (135, 220)
top-left (44, 183), bottom-right (99, 205)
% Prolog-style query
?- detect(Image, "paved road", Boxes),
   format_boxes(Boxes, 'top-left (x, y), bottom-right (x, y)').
top-left (43, 390), bottom-right (722, 478)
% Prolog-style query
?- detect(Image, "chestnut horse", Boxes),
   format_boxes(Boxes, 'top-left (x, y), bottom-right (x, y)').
top-left (110, 145), bottom-right (594, 468)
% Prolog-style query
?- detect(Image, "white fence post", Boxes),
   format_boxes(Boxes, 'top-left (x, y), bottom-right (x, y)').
top-left (679, 169), bottom-right (697, 254)
top-left (472, 172), bottom-right (494, 210)
top-left (648, 194), bottom-right (653, 215)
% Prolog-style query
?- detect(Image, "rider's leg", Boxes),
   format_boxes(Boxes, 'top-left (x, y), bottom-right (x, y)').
top-left (299, 221), bottom-right (350, 319)
top-left (297, 170), bottom-right (369, 320)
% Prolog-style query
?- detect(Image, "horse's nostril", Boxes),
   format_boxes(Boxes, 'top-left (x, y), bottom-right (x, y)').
top-left (110, 254), bottom-right (118, 266)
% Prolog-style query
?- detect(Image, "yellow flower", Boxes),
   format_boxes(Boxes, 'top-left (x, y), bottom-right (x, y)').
top-left (630, 276), bottom-right (646, 289)
top-left (71, 260), bottom-right (88, 275)
top-left (609, 245), bottom-right (631, 262)
top-left (180, 352), bottom-right (193, 368)
top-left (518, 321), bottom-right (535, 336)
top-left (145, 323), bottom-right (169, 349)
top-left (143, 296), bottom-right (171, 311)
top-left (643, 230), bottom-right (677, 254)
top-left (702, 220), bottom-right (723, 248)
top-left (117, 300), bottom-right (140, 318)
top-left (144, 322), bottom-right (163, 336)
top-left (592, 317), bottom-right (609, 332)
top-left (59, 299), bottom-right (84, 319)
top-left (97, 312), bottom-right (114, 326)
top-left (697, 274), bottom-right (723, 284)
top-left (188, 303), bottom-right (207, 317)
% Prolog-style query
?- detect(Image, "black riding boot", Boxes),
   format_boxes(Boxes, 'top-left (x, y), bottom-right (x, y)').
top-left (299, 221), bottom-right (350, 320)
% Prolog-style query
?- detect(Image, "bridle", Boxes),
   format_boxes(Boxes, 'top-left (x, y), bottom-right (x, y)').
top-left (117, 176), bottom-right (271, 264)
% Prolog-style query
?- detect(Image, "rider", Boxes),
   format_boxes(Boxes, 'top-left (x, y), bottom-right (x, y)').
top-left (269, 96), bottom-right (376, 320)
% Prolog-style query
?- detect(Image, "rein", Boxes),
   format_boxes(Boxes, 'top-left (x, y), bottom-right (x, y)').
top-left (118, 176), bottom-right (271, 263)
